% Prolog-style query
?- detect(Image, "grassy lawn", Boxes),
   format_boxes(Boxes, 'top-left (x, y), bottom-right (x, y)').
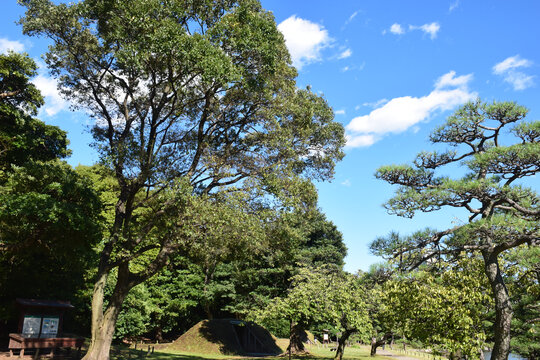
top-left (109, 343), bottom-right (389, 360)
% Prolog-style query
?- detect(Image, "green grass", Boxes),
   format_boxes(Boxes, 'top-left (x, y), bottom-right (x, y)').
top-left (109, 343), bottom-right (390, 360)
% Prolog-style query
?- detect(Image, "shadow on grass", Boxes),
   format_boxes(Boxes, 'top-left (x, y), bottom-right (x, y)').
top-left (111, 348), bottom-right (216, 360)
top-left (110, 348), bottom-right (326, 360)
top-left (108, 343), bottom-right (383, 360)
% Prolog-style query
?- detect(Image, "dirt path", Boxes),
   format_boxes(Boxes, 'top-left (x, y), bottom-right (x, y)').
top-left (376, 348), bottom-right (422, 360)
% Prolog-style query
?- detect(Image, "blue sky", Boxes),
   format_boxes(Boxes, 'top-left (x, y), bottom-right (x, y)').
top-left (1, 0), bottom-right (539, 273)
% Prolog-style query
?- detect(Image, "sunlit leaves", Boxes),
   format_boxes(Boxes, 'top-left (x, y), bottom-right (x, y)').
top-left (255, 267), bottom-right (372, 343)
top-left (380, 260), bottom-right (491, 359)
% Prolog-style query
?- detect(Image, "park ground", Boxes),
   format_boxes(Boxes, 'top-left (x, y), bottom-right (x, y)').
top-left (0, 343), bottom-right (436, 360)
top-left (108, 344), bottom-right (404, 360)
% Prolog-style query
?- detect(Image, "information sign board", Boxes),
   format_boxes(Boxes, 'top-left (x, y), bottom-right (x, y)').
top-left (41, 317), bottom-right (59, 337)
top-left (22, 316), bottom-right (41, 337)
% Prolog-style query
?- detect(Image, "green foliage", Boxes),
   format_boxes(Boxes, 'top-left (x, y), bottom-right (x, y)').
top-left (114, 284), bottom-right (154, 341)
top-left (379, 259), bottom-right (491, 358)
top-left (113, 207), bottom-right (348, 341)
top-left (0, 52), bottom-right (68, 171)
top-left (504, 247), bottom-right (540, 359)
top-left (0, 52), bottom-right (102, 329)
top-left (255, 267), bottom-right (372, 344)
top-left (298, 211), bottom-right (347, 268)
top-left (0, 160), bottom-right (101, 253)
top-left (220, 208), bottom-right (347, 321)
top-left (0, 51), bottom-right (43, 115)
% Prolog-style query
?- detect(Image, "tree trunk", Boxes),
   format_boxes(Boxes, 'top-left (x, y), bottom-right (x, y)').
top-left (204, 304), bottom-right (213, 320)
top-left (334, 329), bottom-right (353, 360)
top-left (370, 336), bottom-right (387, 356)
top-left (83, 268), bottom-right (131, 360)
top-left (83, 307), bottom-right (119, 360)
top-left (288, 321), bottom-right (305, 354)
top-left (203, 267), bottom-right (214, 320)
top-left (370, 337), bottom-right (378, 356)
top-left (483, 251), bottom-right (512, 360)
top-left (155, 326), bottom-right (163, 343)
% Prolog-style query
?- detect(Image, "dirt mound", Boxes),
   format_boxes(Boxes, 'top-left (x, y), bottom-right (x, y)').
top-left (168, 319), bottom-right (283, 356)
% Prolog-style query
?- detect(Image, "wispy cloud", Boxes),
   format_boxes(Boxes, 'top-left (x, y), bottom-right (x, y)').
top-left (346, 71), bottom-right (476, 148)
top-left (341, 179), bottom-right (352, 187)
top-left (346, 11), bottom-right (358, 25)
top-left (362, 98), bottom-right (389, 108)
top-left (338, 48), bottom-right (352, 59)
top-left (0, 38), bottom-right (25, 53)
top-left (493, 55), bottom-right (535, 90)
top-left (385, 22), bottom-right (441, 39)
top-left (449, 0), bottom-right (460, 12)
top-left (341, 62), bottom-right (365, 73)
top-left (335, 109), bottom-right (346, 115)
top-left (493, 55), bottom-right (532, 73)
top-left (278, 16), bottom-right (332, 70)
top-left (409, 22), bottom-right (440, 39)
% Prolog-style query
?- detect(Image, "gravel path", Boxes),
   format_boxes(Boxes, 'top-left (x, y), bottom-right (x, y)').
top-left (377, 348), bottom-right (423, 360)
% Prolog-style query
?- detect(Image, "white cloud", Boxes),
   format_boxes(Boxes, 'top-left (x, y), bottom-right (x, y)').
top-left (278, 15), bottom-right (332, 70)
top-left (0, 38), bottom-right (25, 53)
top-left (346, 71), bottom-right (476, 148)
top-left (389, 23), bottom-right (405, 35)
top-left (335, 109), bottom-right (346, 115)
top-left (410, 22), bottom-right (440, 39)
top-left (362, 98), bottom-right (389, 108)
top-left (341, 179), bottom-right (352, 187)
top-left (345, 134), bottom-right (378, 147)
top-left (32, 72), bottom-right (70, 116)
top-left (493, 55), bottom-right (532, 74)
top-left (449, 0), bottom-right (460, 12)
top-left (342, 66), bottom-right (350, 72)
top-left (493, 55), bottom-right (535, 90)
top-left (502, 72), bottom-right (535, 91)
top-left (435, 71), bottom-right (473, 89)
top-left (338, 48), bottom-right (352, 59)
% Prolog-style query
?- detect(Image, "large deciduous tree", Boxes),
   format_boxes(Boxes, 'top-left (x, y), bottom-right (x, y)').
top-left (19, 1), bottom-right (345, 358)
top-left (371, 100), bottom-right (539, 360)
